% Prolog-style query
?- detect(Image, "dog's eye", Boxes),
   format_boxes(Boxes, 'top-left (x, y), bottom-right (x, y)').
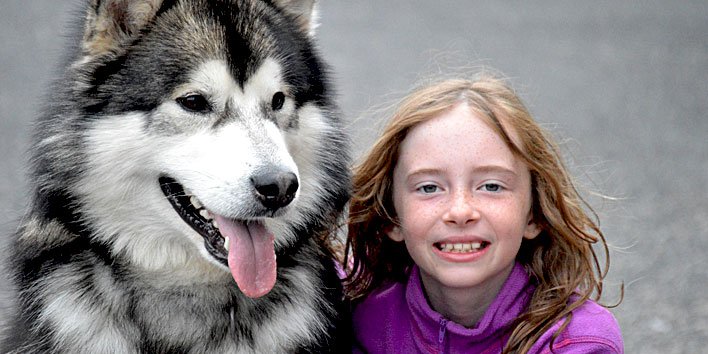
top-left (177, 94), bottom-right (211, 113)
top-left (271, 92), bottom-right (285, 111)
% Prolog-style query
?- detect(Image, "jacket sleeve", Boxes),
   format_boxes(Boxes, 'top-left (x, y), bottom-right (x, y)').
top-left (539, 336), bottom-right (623, 354)
top-left (533, 299), bottom-right (624, 354)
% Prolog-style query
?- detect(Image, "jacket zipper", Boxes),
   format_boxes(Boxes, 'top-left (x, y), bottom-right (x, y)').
top-left (438, 317), bottom-right (448, 353)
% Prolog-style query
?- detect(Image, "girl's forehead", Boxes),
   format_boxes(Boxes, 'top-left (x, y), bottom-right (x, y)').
top-left (405, 103), bottom-right (516, 146)
top-left (397, 103), bottom-right (527, 172)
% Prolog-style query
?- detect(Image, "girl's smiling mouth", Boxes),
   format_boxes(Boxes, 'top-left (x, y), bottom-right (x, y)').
top-left (434, 241), bottom-right (490, 253)
top-left (432, 236), bottom-right (492, 263)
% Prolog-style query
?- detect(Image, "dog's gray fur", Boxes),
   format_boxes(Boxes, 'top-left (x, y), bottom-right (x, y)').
top-left (2, 0), bottom-right (351, 352)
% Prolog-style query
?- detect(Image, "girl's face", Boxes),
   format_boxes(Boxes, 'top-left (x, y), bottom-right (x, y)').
top-left (388, 103), bottom-right (540, 301)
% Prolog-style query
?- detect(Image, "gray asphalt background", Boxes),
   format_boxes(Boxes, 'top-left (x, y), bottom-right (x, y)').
top-left (1, 1), bottom-right (706, 352)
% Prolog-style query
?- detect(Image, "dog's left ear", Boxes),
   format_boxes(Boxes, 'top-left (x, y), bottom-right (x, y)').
top-left (82, 0), bottom-right (163, 57)
top-left (271, 0), bottom-right (319, 36)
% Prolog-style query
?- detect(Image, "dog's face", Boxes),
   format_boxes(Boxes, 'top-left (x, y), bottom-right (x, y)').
top-left (51, 0), bottom-right (349, 297)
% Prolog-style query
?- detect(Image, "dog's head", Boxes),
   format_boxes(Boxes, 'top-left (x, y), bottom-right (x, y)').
top-left (33, 0), bottom-right (349, 298)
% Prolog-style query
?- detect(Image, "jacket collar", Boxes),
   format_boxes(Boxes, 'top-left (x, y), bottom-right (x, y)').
top-left (406, 261), bottom-right (536, 347)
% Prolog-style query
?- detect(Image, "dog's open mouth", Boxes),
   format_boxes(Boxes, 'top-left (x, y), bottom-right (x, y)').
top-left (159, 176), bottom-right (227, 261)
top-left (159, 176), bottom-right (277, 298)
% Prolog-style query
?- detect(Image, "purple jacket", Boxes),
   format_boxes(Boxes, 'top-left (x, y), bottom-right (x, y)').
top-left (352, 262), bottom-right (623, 353)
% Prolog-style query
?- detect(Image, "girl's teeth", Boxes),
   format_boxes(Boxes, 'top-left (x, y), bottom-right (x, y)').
top-left (438, 242), bottom-right (485, 253)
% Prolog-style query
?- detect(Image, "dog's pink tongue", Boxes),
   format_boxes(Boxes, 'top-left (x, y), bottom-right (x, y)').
top-left (213, 215), bottom-right (276, 298)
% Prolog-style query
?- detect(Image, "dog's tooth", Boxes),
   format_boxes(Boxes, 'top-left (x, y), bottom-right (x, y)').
top-left (190, 196), bottom-right (202, 209)
top-left (199, 209), bottom-right (212, 220)
top-left (212, 219), bottom-right (219, 229)
top-left (223, 237), bottom-right (230, 250)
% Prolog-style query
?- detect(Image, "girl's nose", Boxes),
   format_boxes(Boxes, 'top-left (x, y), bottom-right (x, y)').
top-left (442, 189), bottom-right (480, 225)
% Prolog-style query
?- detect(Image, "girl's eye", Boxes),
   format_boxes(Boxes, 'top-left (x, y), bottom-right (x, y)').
top-left (481, 183), bottom-right (502, 192)
top-left (271, 91), bottom-right (285, 111)
top-left (177, 94), bottom-right (211, 113)
top-left (418, 184), bottom-right (439, 194)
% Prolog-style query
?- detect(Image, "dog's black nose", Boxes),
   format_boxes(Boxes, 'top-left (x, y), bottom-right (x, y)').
top-left (252, 171), bottom-right (299, 210)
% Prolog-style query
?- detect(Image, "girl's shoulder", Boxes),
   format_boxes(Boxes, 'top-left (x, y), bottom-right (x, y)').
top-left (351, 280), bottom-right (413, 353)
top-left (532, 297), bottom-right (623, 353)
top-left (352, 279), bottom-right (408, 320)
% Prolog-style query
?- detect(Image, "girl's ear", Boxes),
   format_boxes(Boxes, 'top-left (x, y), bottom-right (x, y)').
top-left (385, 224), bottom-right (404, 242)
top-left (523, 215), bottom-right (541, 240)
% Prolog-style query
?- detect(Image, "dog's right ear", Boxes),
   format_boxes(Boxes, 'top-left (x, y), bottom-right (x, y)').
top-left (270, 0), bottom-right (319, 36)
top-left (82, 0), bottom-right (163, 57)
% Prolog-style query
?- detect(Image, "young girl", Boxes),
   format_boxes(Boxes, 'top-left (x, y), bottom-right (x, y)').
top-left (343, 74), bottom-right (622, 353)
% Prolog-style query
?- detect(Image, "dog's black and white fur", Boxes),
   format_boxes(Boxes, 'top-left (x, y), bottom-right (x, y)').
top-left (2, 0), bottom-right (351, 352)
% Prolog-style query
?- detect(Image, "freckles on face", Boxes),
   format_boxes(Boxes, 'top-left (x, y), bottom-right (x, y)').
top-left (387, 102), bottom-right (539, 297)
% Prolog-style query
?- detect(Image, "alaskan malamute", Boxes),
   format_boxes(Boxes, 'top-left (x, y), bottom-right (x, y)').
top-left (2, 0), bottom-right (350, 352)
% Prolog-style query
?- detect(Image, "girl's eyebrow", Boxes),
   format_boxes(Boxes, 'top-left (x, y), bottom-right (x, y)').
top-left (405, 168), bottom-right (443, 183)
top-left (405, 165), bottom-right (519, 182)
top-left (407, 168), bottom-right (441, 176)
top-left (472, 164), bottom-right (519, 177)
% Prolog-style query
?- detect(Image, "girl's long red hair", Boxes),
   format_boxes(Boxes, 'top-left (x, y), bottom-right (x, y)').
top-left (343, 74), bottom-right (621, 353)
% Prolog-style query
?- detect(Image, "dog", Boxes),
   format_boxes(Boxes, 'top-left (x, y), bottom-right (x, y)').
top-left (1, 0), bottom-right (351, 352)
